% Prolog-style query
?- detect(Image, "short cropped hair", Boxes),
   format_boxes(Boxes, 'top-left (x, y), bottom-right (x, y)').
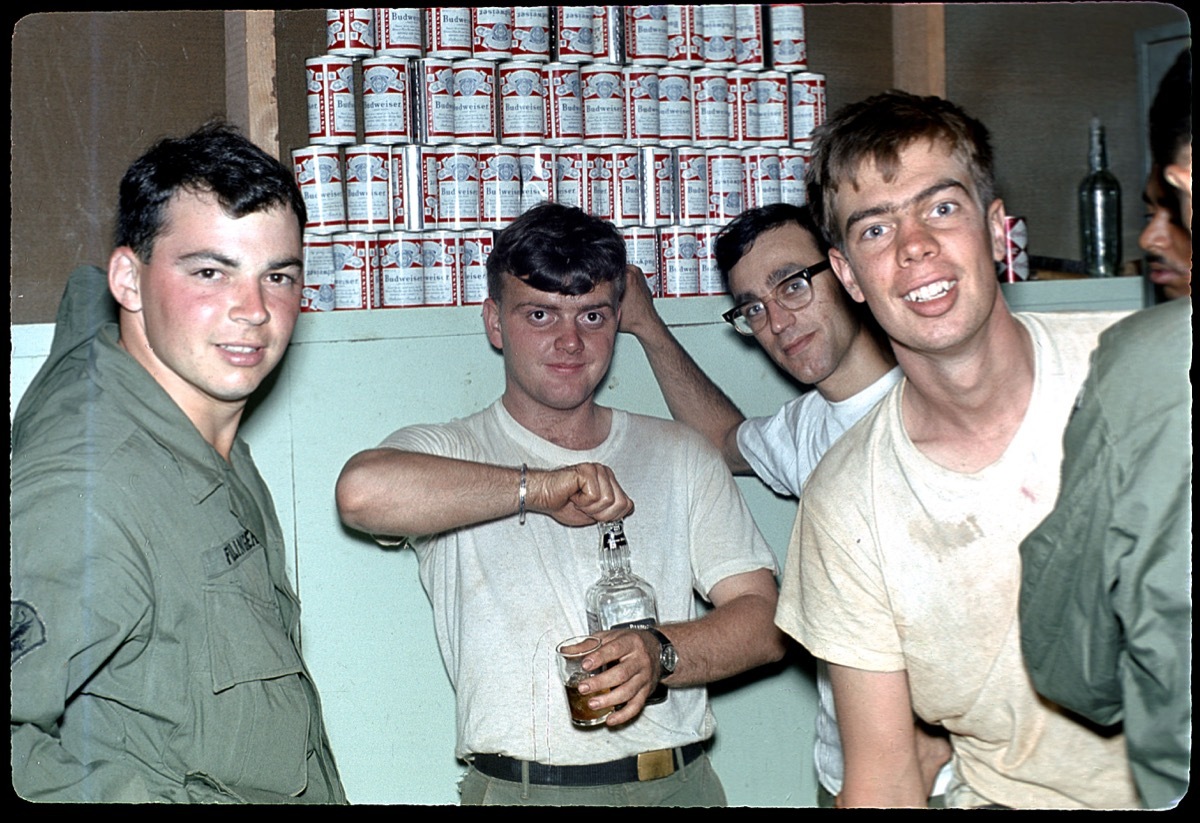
top-left (486, 202), bottom-right (627, 303)
top-left (1149, 48), bottom-right (1191, 171)
top-left (713, 203), bottom-right (830, 286)
top-left (806, 90), bottom-right (996, 249)
top-left (115, 121), bottom-right (306, 261)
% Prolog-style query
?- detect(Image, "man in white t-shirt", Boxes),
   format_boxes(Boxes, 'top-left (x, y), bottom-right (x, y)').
top-left (619, 203), bottom-right (952, 805)
top-left (776, 90), bottom-right (1139, 808)
top-left (336, 203), bottom-right (785, 806)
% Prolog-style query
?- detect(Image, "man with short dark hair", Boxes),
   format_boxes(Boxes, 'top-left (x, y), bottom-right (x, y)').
top-left (336, 202), bottom-right (785, 806)
top-left (775, 91), bottom-right (1139, 808)
top-left (11, 123), bottom-right (345, 802)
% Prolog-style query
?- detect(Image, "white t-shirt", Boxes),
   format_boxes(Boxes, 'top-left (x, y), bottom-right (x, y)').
top-left (777, 312), bottom-right (1139, 809)
top-left (739, 366), bottom-right (902, 796)
top-left (380, 400), bottom-right (778, 765)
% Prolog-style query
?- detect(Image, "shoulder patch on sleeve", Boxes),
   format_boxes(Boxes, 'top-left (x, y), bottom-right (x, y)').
top-left (11, 599), bottom-right (47, 664)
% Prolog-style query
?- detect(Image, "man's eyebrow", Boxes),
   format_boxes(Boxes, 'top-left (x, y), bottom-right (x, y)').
top-left (842, 179), bottom-right (970, 236)
top-left (175, 250), bottom-right (302, 270)
top-left (732, 263), bottom-right (809, 305)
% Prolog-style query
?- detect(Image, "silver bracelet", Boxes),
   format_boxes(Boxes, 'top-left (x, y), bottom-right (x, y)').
top-left (518, 463), bottom-right (527, 526)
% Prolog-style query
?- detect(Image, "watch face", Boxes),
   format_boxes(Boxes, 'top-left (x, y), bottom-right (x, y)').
top-left (661, 644), bottom-right (678, 673)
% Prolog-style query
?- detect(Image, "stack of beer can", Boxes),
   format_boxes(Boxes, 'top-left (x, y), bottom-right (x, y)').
top-left (292, 6), bottom-right (826, 312)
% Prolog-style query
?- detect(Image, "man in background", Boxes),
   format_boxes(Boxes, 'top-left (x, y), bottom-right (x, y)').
top-left (1140, 48), bottom-right (1192, 300)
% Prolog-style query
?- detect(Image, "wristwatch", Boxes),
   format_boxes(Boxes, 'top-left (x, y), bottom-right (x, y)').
top-left (646, 627), bottom-right (677, 677)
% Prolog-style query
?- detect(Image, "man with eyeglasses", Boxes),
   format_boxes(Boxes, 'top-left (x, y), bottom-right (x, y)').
top-left (621, 203), bottom-right (951, 806)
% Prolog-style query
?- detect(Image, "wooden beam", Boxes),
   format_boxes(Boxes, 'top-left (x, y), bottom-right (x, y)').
top-left (893, 4), bottom-right (946, 98)
top-left (225, 11), bottom-right (280, 158)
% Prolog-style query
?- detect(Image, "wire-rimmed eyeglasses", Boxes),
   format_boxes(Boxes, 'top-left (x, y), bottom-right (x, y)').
top-left (721, 260), bottom-right (832, 336)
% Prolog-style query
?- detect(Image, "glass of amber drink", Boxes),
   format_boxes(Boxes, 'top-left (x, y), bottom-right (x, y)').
top-left (556, 635), bottom-right (612, 727)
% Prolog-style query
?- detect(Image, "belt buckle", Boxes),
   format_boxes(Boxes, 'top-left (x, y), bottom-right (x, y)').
top-left (636, 748), bottom-right (675, 781)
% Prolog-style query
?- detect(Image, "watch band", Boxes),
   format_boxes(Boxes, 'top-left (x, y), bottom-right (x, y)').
top-left (646, 627), bottom-right (676, 675)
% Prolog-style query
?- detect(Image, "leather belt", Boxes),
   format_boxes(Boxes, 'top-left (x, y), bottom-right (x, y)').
top-left (473, 742), bottom-right (705, 786)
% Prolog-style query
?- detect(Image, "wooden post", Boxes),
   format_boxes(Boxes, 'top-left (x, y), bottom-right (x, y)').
top-left (225, 11), bottom-right (280, 158)
top-left (893, 4), bottom-right (946, 98)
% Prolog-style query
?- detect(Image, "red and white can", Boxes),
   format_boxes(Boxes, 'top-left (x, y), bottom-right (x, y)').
top-left (700, 5), bottom-right (737, 68)
top-left (592, 5), bottom-right (623, 63)
top-left (331, 232), bottom-right (378, 310)
top-left (554, 145), bottom-right (597, 213)
top-left (666, 6), bottom-right (703, 67)
top-left (362, 57), bottom-right (412, 144)
top-left (306, 56), bottom-right (357, 145)
top-left (415, 58), bottom-right (458, 145)
top-left (478, 144), bottom-right (522, 228)
top-left (639, 145), bottom-right (677, 226)
top-left (422, 230), bottom-right (460, 305)
top-left (376, 231), bottom-right (425, 308)
top-left (1002, 216), bottom-right (1029, 282)
top-left (472, 7), bottom-right (513, 61)
top-left (292, 145), bottom-right (346, 234)
top-left (428, 145), bottom-right (480, 229)
top-left (705, 147), bottom-right (745, 223)
top-left (519, 145), bottom-right (558, 211)
top-left (790, 72), bottom-right (827, 142)
top-left (624, 5), bottom-right (668, 66)
top-left (595, 146), bottom-right (641, 225)
top-left (769, 5), bottom-right (808, 72)
top-left (511, 6), bottom-right (552, 62)
top-left (622, 226), bottom-right (661, 296)
top-left (696, 224), bottom-right (725, 295)
top-left (554, 6), bottom-right (596, 63)
top-left (622, 66), bottom-right (660, 144)
top-left (734, 4), bottom-right (765, 69)
top-left (344, 144), bottom-right (392, 231)
top-left (452, 60), bottom-right (498, 144)
top-left (657, 67), bottom-right (693, 145)
top-left (544, 63), bottom-right (584, 145)
top-left (581, 63), bottom-right (626, 145)
top-left (728, 70), bottom-right (757, 146)
top-left (750, 71), bottom-right (791, 146)
top-left (498, 61), bottom-right (546, 144)
top-left (301, 233), bottom-right (337, 312)
top-left (375, 8), bottom-right (424, 57)
top-left (659, 226), bottom-right (701, 296)
top-left (390, 144), bottom-right (426, 230)
top-left (426, 7), bottom-right (473, 59)
top-left (779, 143), bottom-right (812, 206)
top-left (692, 68), bottom-right (731, 145)
top-left (326, 9), bottom-right (375, 57)
top-left (459, 228), bottom-right (494, 304)
top-left (743, 147), bottom-right (783, 210)
top-left (675, 146), bottom-right (709, 226)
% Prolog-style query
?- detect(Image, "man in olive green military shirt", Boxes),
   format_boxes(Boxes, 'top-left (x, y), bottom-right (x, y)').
top-left (11, 124), bottom-right (345, 803)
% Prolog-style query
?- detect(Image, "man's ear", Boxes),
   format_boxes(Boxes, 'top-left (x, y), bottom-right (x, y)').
top-left (482, 297), bottom-right (503, 351)
top-left (986, 198), bottom-right (1008, 263)
top-left (829, 247), bottom-right (865, 303)
top-left (108, 247), bottom-right (143, 313)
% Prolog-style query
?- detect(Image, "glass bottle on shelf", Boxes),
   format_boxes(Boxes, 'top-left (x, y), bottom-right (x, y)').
top-left (1078, 117), bottom-right (1122, 278)
top-left (585, 519), bottom-right (667, 704)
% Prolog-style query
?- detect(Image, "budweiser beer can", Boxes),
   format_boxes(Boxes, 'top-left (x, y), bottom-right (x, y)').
top-left (459, 228), bottom-right (494, 305)
top-left (1002, 216), bottom-right (1029, 282)
top-left (498, 61), bottom-right (547, 144)
top-left (692, 68), bottom-right (731, 145)
top-left (326, 8), bottom-right (375, 57)
top-left (657, 67), bottom-right (693, 145)
top-left (544, 62), bottom-right (584, 144)
top-left (422, 230), bottom-right (460, 305)
top-left (581, 63), bottom-right (626, 145)
top-left (428, 145), bottom-right (480, 229)
top-left (751, 71), bottom-right (791, 146)
top-left (769, 4), bottom-right (808, 72)
top-left (362, 57), bottom-right (412, 144)
top-left (478, 144), bottom-right (522, 228)
top-left (519, 144), bottom-right (558, 211)
top-left (675, 146), bottom-right (710, 226)
top-left (301, 233), bottom-right (337, 312)
top-left (728, 70), bottom-right (756, 146)
top-left (375, 8), bottom-right (424, 57)
top-left (426, 7), bottom-right (473, 59)
top-left (639, 145), bottom-right (677, 226)
top-left (734, 4), bottom-right (765, 69)
top-left (292, 145), bottom-right (346, 234)
top-left (666, 6), bottom-right (703, 67)
top-left (743, 147), bottom-right (783, 210)
top-left (554, 145), bottom-right (596, 213)
top-left (331, 232), bottom-right (377, 310)
top-left (344, 144), bottom-right (392, 231)
top-left (706, 147), bottom-right (745, 223)
top-left (390, 144), bottom-right (427, 230)
top-left (622, 226), bottom-right (661, 295)
top-left (472, 7), bottom-right (513, 61)
top-left (511, 6), bottom-right (552, 62)
top-left (592, 5), bottom-right (624, 63)
top-left (622, 66), bottom-right (660, 144)
top-left (624, 5), bottom-right (668, 66)
top-left (659, 226), bottom-right (700, 296)
top-left (306, 56), bottom-right (357, 145)
top-left (700, 5), bottom-right (737, 68)
top-left (452, 60), bottom-right (499, 144)
top-left (554, 6), bottom-right (595, 63)
top-left (696, 224), bottom-right (725, 295)
top-left (596, 146), bottom-right (641, 225)
top-left (376, 230), bottom-right (425, 307)
top-left (790, 72), bottom-right (827, 142)
top-left (415, 58), bottom-right (457, 144)
top-left (779, 143), bottom-right (812, 206)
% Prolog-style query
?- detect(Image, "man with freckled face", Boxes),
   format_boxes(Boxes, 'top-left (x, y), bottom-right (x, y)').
top-left (337, 203), bottom-right (784, 806)
top-left (773, 91), bottom-right (1140, 808)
